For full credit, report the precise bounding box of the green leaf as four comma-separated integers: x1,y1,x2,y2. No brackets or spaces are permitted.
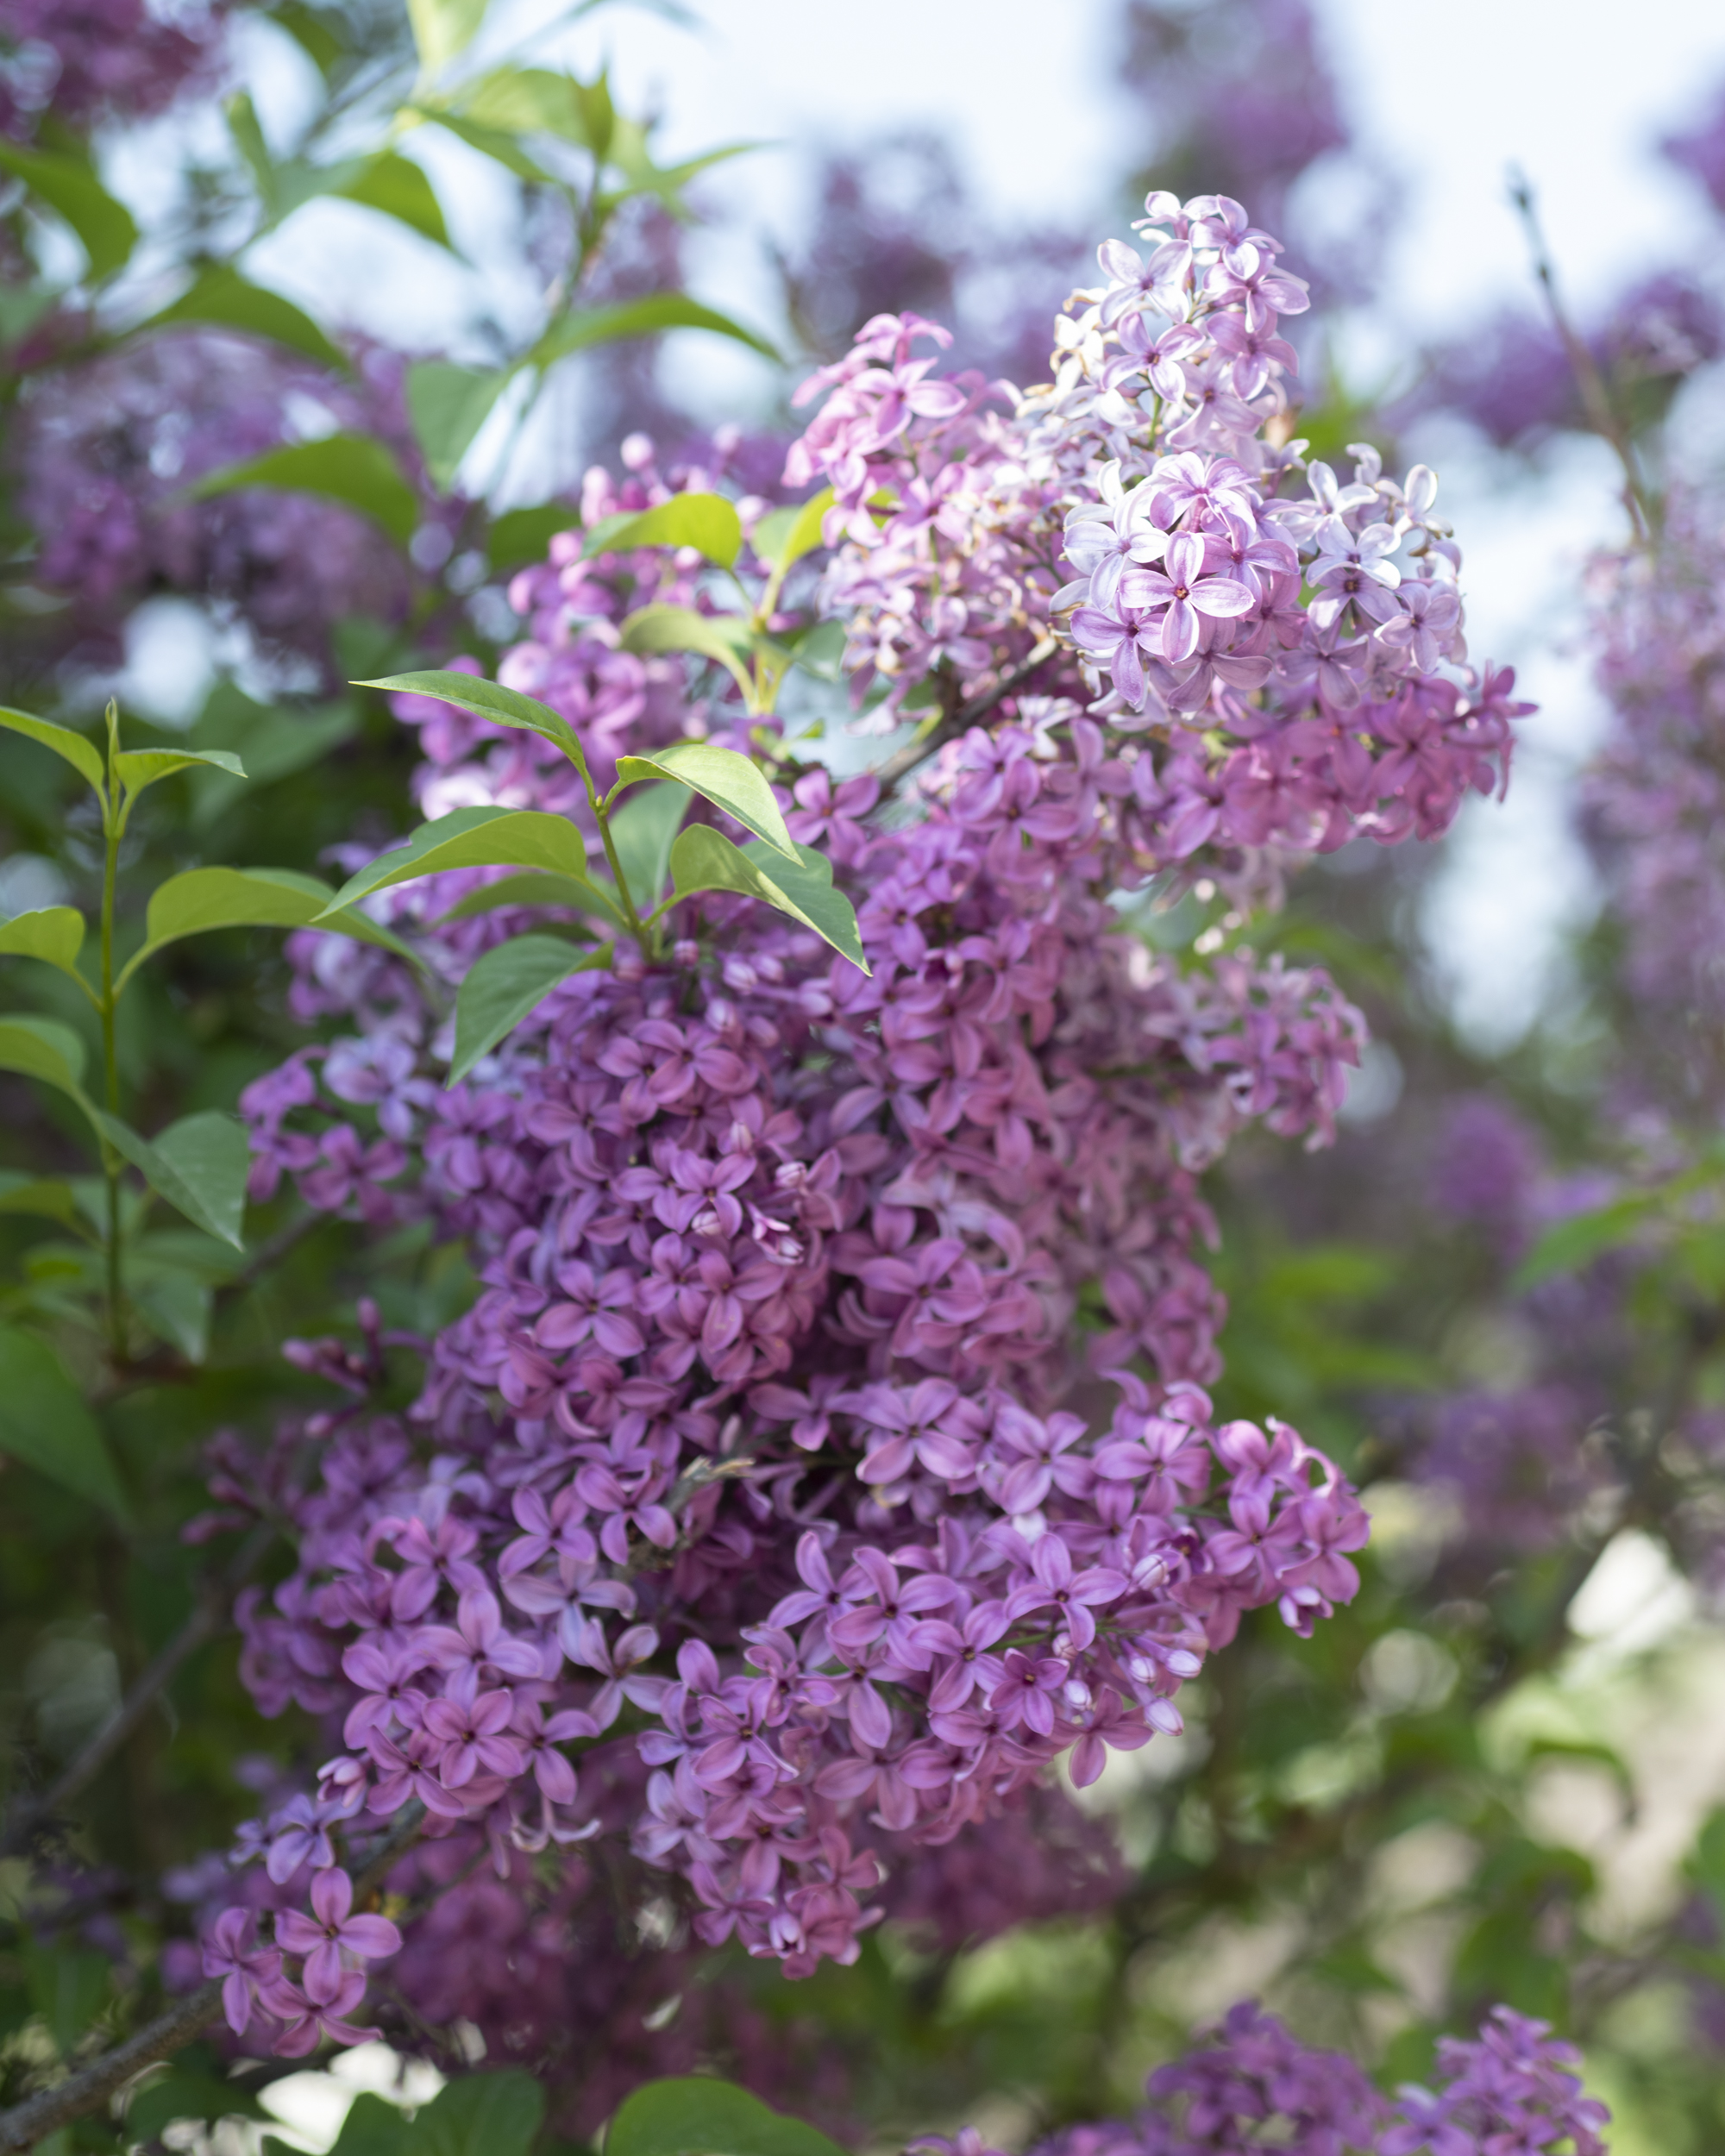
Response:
414,110,556,184
450,934,612,1081
0,143,138,280
0,907,85,980
25,1943,114,2052
455,66,608,149
123,867,418,985
668,830,869,973
323,2092,409,2156
354,668,588,770
583,492,741,569
96,1110,248,1249
608,780,688,910
186,435,421,548
130,1267,216,1363
187,688,357,825
615,739,795,861
114,748,246,812
337,152,453,250
317,807,621,926
273,3,345,76
606,2078,846,2156
146,266,348,371
0,1013,88,1096
488,503,577,571
411,2071,544,2156
406,0,490,77
617,606,755,693
0,705,106,792
531,293,779,368
433,872,607,924
407,361,511,492
1513,1194,1661,1290
786,619,846,681
0,1325,126,1515
750,486,834,572
225,91,276,204
0,1172,78,1226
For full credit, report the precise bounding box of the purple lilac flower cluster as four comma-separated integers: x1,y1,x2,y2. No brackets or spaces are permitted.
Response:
789,199,1526,880
0,0,223,138
931,2001,1607,2156
13,331,426,671
200,196,1526,2050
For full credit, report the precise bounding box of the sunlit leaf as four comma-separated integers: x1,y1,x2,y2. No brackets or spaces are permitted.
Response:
412,109,556,184
406,0,490,78
186,436,421,548
583,492,742,568
337,151,454,249
614,739,794,860
0,142,138,280
750,486,834,572
668,828,868,971
450,935,612,1081
0,1325,127,1516
114,747,246,811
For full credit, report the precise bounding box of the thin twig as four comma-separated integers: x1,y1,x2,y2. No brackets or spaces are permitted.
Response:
0,1807,427,2151
1509,168,1655,544
1,1523,278,1859
871,636,1061,795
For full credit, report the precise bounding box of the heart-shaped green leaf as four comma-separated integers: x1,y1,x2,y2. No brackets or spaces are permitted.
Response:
605,2078,847,2156
614,742,794,861
668,829,868,972
450,935,613,1081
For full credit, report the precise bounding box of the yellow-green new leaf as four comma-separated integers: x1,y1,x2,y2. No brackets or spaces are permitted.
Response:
0,705,105,793
750,486,835,572
583,493,742,568
450,936,613,1082
0,908,85,981
0,1326,128,1517
317,808,624,927
354,670,588,773
614,740,794,861
115,748,246,813
407,0,489,77
338,153,453,250
669,828,869,972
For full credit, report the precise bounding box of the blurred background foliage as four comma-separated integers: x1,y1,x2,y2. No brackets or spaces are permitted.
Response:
4,0,1725,2152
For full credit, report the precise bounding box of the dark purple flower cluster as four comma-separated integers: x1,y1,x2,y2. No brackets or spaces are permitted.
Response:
928,2001,1607,2156
201,197,1528,2050
0,0,223,137
12,331,424,671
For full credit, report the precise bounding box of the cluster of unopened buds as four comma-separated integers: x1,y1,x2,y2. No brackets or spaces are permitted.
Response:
193,188,1527,2056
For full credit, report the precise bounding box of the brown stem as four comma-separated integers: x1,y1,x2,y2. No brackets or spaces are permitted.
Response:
1,1524,276,1858
871,637,1061,795
0,1807,427,2150
1509,169,1655,544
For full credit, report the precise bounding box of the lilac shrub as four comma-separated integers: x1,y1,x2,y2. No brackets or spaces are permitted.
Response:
929,2002,1608,2156
194,192,1528,2059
